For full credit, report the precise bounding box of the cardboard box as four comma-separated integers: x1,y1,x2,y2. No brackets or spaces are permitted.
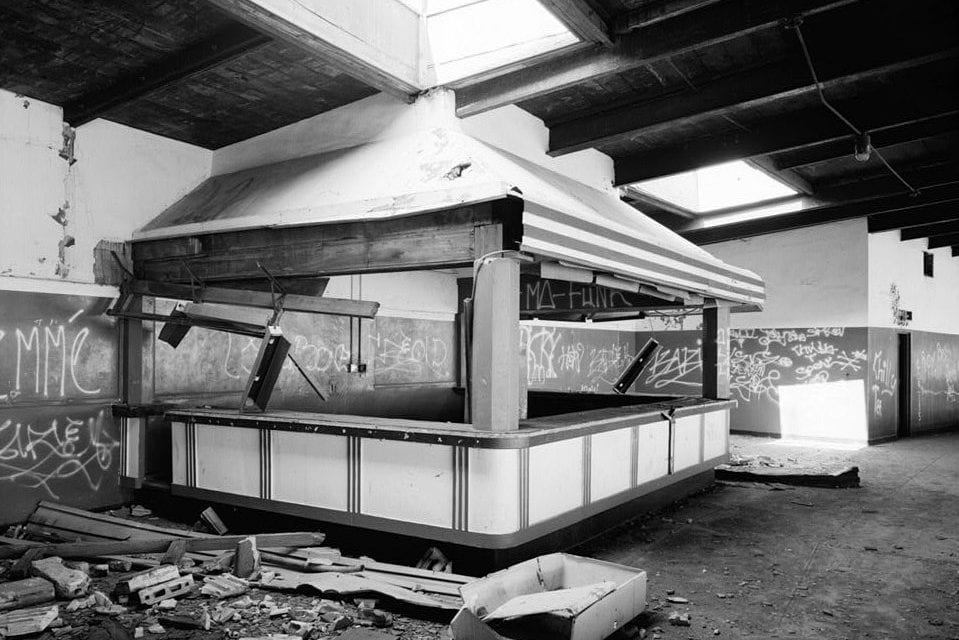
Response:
451,553,646,640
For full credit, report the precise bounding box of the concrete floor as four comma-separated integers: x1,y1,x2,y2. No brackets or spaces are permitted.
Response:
577,432,959,640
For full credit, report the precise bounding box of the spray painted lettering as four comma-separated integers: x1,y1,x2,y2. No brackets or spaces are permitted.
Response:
0,409,119,500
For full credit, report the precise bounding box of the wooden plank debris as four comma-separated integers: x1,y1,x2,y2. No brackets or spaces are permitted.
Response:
0,578,55,612
125,279,380,318
0,531,326,560
200,507,229,535
200,574,249,599
159,539,189,566
714,464,860,488
0,604,59,637
116,566,181,595
259,569,460,610
16,502,471,600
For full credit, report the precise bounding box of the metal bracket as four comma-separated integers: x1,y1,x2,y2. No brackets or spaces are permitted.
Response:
257,262,287,325
180,260,205,302
111,250,135,280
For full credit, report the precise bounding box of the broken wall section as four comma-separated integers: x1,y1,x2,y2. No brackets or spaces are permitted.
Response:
0,88,211,285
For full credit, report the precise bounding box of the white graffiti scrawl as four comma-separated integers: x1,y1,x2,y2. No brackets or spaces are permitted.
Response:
0,409,119,500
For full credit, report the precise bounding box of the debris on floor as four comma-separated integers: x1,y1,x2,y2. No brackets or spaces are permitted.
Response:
452,553,646,640
0,501,471,639
715,460,861,488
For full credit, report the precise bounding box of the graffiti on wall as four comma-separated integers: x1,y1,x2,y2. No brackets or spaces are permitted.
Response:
0,312,110,404
0,408,119,500
870,350,898,419
521,325,871,405
915,342,959,421
521,325,634,392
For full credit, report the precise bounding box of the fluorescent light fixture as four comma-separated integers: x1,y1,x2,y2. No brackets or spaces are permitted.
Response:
630,160,798,214
425,0,578,83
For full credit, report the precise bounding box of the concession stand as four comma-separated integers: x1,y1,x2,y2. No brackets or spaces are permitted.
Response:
113,127,764,566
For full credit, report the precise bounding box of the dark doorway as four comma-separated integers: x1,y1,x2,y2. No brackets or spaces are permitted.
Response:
897,332,911,438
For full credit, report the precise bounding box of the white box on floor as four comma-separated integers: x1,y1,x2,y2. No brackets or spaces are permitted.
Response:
452,553,647,640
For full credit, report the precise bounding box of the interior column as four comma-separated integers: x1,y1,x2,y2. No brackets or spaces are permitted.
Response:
470,257,520,431
702,303,731,399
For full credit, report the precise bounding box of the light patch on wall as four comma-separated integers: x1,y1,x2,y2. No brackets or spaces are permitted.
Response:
778,379,868,443
630,160,797,214
425,0,578,83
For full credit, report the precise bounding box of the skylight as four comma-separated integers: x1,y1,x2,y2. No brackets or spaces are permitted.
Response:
630,160,797,214
425,0,578,84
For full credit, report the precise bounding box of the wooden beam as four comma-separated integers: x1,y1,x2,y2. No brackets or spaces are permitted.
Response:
620,186,696,219
133,204,512,283
869,195,959,232
125,280,379,318
549,45,956,156
63,23,271,127
613,0,723,32
813,160,959,203
683,184,959,244
455,0,855,117
900,219,959,241
204,0,422,98
928,232,959,249
0,532,325,561
768,111,959,170
614,65,959,184
539,0,611,45
470,257,520,431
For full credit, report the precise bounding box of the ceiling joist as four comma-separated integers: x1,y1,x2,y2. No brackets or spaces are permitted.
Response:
928,232,959,249
768,111,959,170
64,23,271,127
547,42,957,156
454,0,856,117
683,182,959,244
901,219,959,241
613,64,959,185
205,0,423,99
538,0,612,45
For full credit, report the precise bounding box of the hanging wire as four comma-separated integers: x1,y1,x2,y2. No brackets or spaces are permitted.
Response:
785,17,921,197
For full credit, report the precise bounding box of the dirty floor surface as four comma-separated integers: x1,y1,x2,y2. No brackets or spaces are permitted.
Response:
579,432,959,640
26,433,957,640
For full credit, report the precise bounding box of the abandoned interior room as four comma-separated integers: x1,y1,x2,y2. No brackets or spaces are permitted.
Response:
0,0,957,638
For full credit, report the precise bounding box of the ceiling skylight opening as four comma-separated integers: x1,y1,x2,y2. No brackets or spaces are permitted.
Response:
426,0,579,84
629,160,798,214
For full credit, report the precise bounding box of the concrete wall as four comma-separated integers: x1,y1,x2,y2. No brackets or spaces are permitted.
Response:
0,89,212,285
0,88,211,519
868,230,959,334
867,229,959,436
707,218,869,329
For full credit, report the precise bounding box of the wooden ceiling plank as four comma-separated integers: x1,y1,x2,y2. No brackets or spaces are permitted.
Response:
205,0,422,98
455,0,857,117
813,160,959,203
928,232,959,249
768,111,959,170
63,23,271,127
539,0,612,45
682,183,959,244
869,196,959,233
612,0,724,32
900,219,959,241
613,71,959,185
548,46,957,156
